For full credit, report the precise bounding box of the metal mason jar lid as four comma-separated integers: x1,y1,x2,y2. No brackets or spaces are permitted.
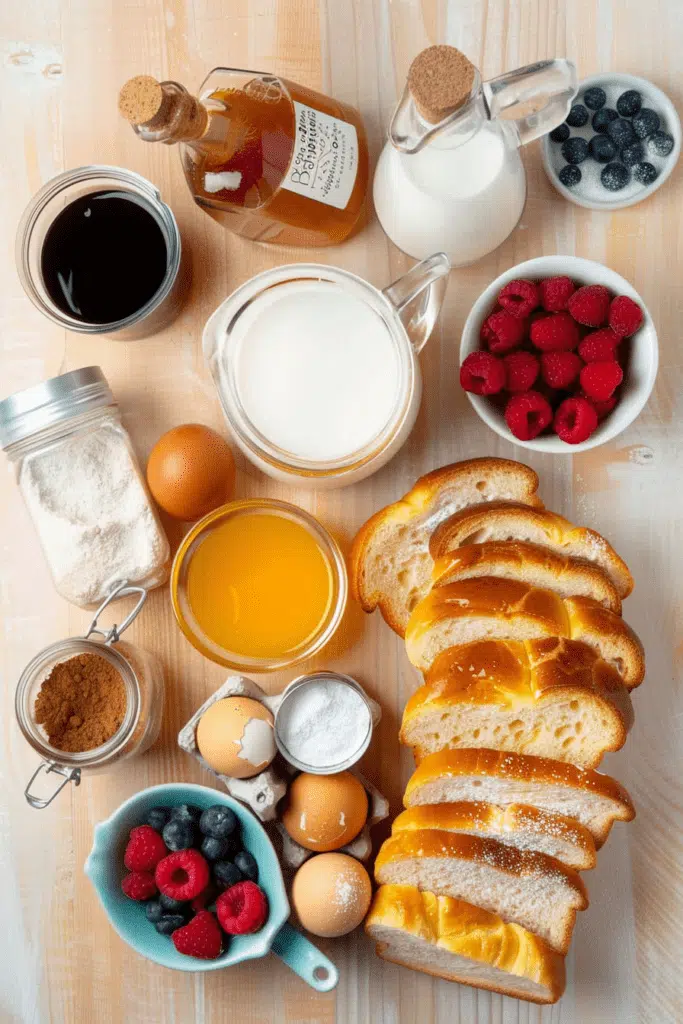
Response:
0,366,114,449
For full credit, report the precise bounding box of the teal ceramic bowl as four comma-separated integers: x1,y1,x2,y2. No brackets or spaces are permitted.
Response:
85,783,338,991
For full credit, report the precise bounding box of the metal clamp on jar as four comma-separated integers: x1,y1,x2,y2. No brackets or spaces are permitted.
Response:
16,583,164,808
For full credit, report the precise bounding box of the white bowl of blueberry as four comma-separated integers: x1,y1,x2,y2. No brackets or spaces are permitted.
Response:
542,72,680,209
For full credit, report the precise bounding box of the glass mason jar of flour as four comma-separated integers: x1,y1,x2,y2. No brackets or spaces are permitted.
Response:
0,367,170,607
203,254,450,487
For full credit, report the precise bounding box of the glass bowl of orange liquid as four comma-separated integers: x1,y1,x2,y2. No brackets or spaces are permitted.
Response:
170,499,348,671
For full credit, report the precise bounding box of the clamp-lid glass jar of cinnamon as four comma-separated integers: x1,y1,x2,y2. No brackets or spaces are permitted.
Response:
15,585,164,808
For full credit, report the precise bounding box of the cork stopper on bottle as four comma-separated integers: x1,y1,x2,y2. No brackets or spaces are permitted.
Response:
407,45,477,124
118,75,165,126
118,74,208,140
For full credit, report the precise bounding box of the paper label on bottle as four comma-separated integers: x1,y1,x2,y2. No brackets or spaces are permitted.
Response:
282,101,359,210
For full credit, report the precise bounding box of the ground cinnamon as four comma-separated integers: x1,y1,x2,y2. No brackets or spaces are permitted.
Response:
35,653,127,753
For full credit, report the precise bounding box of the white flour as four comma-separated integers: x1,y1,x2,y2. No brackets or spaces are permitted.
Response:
276,678,371,769
20,425,168,606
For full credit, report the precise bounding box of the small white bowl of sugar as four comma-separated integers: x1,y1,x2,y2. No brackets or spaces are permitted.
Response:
274,673,375,774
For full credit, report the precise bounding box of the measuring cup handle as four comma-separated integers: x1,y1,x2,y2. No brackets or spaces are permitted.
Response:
271,922,339,992
483,59,578,146
382,252,451,354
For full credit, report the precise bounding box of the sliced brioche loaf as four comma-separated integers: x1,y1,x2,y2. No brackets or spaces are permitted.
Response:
366,885,566,1003
404,579,645,688
432,539,622,613
374,829,587,953
349,460,543,636
400,638,634,767
392,803,597,870
404,748,635,846
430,502,633,599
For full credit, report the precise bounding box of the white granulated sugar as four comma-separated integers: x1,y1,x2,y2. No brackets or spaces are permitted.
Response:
20,426,168,606
204,170,242,193
333,877,356,910
277,679,371,769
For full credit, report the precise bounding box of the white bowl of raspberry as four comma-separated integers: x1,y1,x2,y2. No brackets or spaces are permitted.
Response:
459,255,658,452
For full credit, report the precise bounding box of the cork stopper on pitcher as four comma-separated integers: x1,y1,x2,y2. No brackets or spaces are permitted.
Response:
407,45,476,124
118,75,208,140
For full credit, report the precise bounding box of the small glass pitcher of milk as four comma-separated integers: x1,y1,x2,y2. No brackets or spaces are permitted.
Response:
374,47,577,266
203,253,450,487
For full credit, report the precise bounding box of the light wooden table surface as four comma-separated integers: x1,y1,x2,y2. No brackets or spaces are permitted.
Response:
1,1,682,1022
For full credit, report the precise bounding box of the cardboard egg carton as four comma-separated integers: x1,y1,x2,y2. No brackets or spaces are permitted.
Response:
178,675,389,859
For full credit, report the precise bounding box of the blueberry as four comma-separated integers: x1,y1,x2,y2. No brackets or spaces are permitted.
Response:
566,104,589,128
146,806,171,832
592,108,618,134
606,118,636,148
632,108,660,139
234,850,259,883
201,835,233,862
583,87,607,111
170,804,202,826
162,819,195,851
159,893,190,913
616,90,643,118
561,137,589,165
621,141,645,167
145,900,164,924
647,131,674,158
155,915,187,935
589,135,617,163
601,162,631,192
633,161,659,185
199,805,238,840
549,123,570,143
558,164,582,188
214,860,243,888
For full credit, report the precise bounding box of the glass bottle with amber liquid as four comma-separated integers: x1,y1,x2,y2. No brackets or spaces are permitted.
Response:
119,70,369,247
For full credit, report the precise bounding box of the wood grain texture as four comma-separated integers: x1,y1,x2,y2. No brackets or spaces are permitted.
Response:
1,0,681,1021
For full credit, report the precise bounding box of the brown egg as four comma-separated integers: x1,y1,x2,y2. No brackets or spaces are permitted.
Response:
291,853,372,937
196,696,276,779
281,771,368,852
146,424,235,520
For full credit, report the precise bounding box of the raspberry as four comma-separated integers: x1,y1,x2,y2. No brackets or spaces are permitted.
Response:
541,351,582,389
216,881,268,935
504,391,553,441
191,883,219,913
124,826,168,873
480,309,527,354
580,361,624,401
459,351,506,395
608,295,643,337
155,849,210,902
578,328,620,363
539,276,576,312
568,285,611,327
530,312,579,352
584,393,618,419
172,910,223,960
498,279,540,319
121,871,157,901
554,397,599,444
503,351,539,393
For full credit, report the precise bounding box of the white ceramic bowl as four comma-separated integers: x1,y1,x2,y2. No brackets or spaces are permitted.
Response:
541,72,681,211
460,255,658,453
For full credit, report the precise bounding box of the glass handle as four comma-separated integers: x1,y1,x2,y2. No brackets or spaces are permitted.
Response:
382,252,451,355
483,59,578,147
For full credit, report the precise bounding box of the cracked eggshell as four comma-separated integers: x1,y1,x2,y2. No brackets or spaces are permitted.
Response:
196,696,276,779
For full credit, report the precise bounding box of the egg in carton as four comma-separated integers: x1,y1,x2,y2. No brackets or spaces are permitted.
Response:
177,675,288,821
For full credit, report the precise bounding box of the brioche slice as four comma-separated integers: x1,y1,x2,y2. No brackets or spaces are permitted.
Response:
400,638,634,768
432,539,622,613
430,502,633,599
404,748,635,846
392,803,597,870
349,459,543,636
366,885,566,1004
374,829,587,953
404,578,645,688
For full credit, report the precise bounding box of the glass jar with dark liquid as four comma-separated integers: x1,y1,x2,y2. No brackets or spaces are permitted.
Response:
16,166,186,339
119,70,369,247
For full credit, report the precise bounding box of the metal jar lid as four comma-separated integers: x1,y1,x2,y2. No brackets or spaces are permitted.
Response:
0,366,114,449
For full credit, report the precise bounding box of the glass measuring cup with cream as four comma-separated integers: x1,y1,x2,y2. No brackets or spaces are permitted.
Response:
203,255,450,486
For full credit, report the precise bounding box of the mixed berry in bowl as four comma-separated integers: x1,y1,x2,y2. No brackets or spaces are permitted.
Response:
460,275,643,445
